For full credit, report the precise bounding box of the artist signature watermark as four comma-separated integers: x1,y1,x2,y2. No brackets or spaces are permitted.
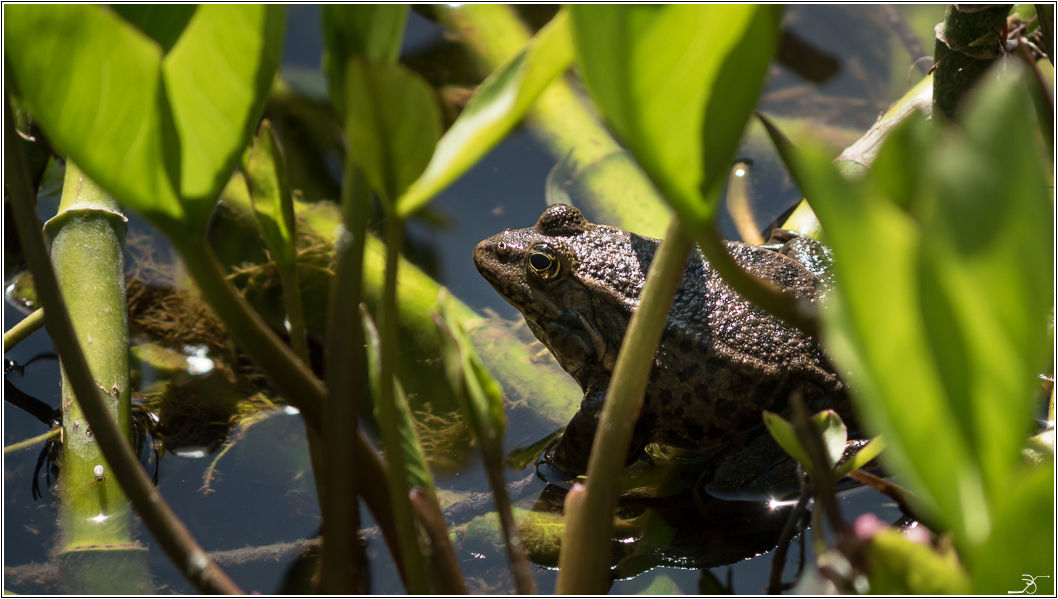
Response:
1008,574,1051,594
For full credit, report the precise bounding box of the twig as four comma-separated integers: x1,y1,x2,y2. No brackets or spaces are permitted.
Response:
883,5,932,76
3,427,60,455
3,308,45,352
767,489,811,594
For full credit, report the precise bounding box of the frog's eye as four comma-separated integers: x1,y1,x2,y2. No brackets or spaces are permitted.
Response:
527,244,560,279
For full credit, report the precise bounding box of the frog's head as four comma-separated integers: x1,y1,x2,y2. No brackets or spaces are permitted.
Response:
474,204,636,377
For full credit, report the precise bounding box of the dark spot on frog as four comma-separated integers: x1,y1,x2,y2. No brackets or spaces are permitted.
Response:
684,422,705,440
679,339,693,353
677,363,699,382
694,383,711,404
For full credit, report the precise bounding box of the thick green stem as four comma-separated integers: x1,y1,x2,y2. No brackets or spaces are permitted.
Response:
376,217,430,594
555,217,694,594
5,99,241,595
319,161,371,593
3,307,45,352
48,162,147,593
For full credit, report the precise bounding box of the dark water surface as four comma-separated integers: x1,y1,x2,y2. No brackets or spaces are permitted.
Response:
3,5,943,594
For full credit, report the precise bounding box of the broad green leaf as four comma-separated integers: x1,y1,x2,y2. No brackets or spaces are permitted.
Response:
834,436,887,479
164,5,285,218
244,120,297,266
5,5,284,233
870,111,933,211
344,59,441,207
111,4,197,53
362,309,435,494
6,5,182,222
919,67,1053,504
396,9,575,217
866,529,971,594
970,464,1054,593
761,123,983,542
321,4,408,119
571,5,780,224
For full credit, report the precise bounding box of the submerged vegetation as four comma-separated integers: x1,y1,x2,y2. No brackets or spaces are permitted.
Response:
4,4,1054,595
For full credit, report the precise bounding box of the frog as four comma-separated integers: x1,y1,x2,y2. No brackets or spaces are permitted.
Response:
473,204,857,500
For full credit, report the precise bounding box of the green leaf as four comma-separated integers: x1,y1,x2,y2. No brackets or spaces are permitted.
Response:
362,309,435,495
765,409,847,471
396,9,575,217
344,59,441,207
321,5,408,120
919,66,1053,504
571,5,780,224
244,120,297,266
763,411,811,468
870,110,933,211
970,464,1054,593
436,292,506,456
111,4,197,53
164,6,285,216
762,67,1053,552
763,129,979,540
834,436,887,479
5,5,284,233
811,410,848,469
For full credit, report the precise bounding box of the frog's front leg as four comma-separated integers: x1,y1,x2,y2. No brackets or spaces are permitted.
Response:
531,310,613,373
550,376,645,473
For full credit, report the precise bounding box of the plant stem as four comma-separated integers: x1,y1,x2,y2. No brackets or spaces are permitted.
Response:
3,308,45,352
482,445,537,594
376,216,430,594
554,217,693,594
277,262,310,364
171,223,406,577
409,488,469,594
5,98,242,595
3,427,59,455
319,159,371,593
932,4,1013,119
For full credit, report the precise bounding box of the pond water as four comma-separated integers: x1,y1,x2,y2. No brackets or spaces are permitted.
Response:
4,5,944,594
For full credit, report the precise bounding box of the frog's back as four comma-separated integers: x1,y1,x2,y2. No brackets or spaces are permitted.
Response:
643,241,848,453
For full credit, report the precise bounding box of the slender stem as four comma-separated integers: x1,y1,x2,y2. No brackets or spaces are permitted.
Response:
377,216,430,594
170,236,326,432
790,397,846,538
4,308,45,352
555,217,693,594
4,427,60,455
173,218,408,579
409,488,468,594
319,160,371,593
767,490,811,594
482,447,537,594
5,97,243,595
277,262,309,364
